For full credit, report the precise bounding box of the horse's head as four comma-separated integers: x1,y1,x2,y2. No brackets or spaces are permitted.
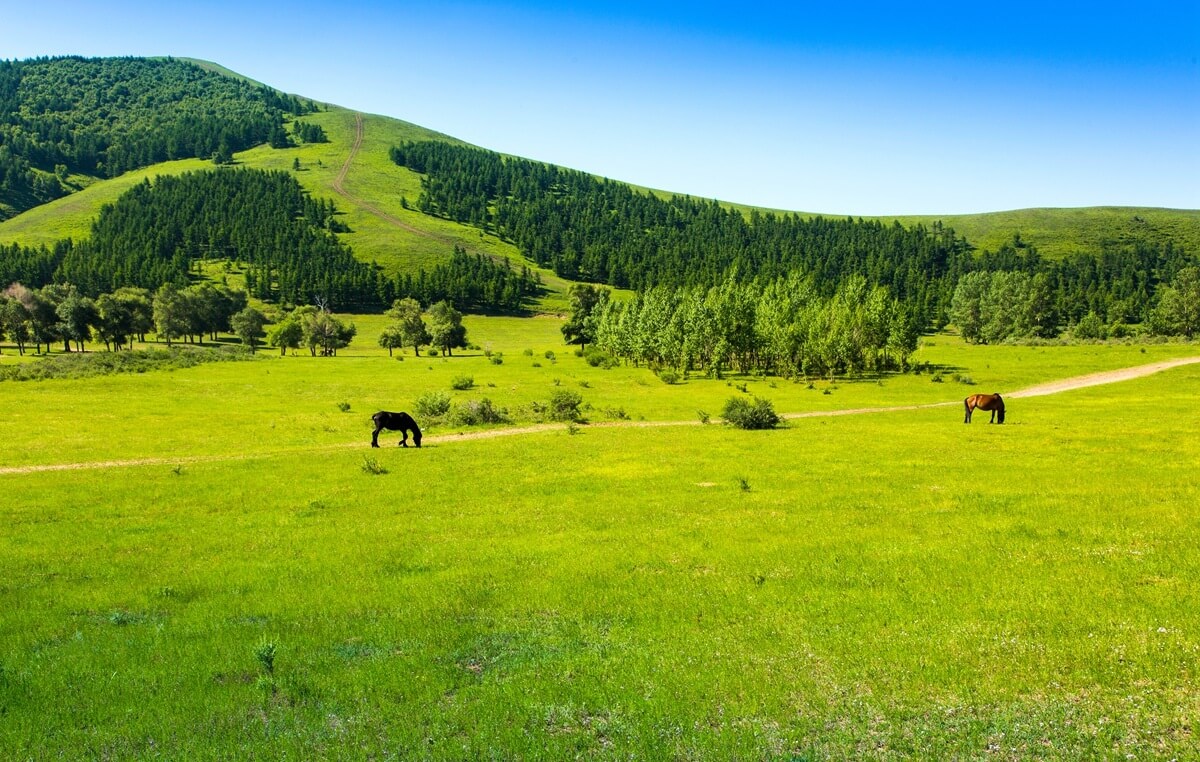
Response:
411,427,422,448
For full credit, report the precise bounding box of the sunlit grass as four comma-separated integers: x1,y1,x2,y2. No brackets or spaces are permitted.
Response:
2,346,1199,757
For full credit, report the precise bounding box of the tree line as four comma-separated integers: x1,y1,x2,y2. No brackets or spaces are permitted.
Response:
1,56,318,218
391,140,1199,334
571,273,920,379
390,140,968,324
951,264,1200,343
0,281,266,354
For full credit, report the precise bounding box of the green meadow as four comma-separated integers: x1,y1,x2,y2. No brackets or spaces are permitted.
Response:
2,319,1199,759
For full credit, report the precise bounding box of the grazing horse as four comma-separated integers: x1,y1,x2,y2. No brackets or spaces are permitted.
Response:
371,411,422,448
964,393,1005,424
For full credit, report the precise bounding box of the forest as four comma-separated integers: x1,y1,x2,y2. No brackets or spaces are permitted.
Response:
0,169,541,314
0,56,317,218
391,140,1200,339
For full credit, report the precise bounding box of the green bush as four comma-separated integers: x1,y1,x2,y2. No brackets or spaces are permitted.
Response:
583,347,615,368
413,391,451,419
448,398,508,426
721,396,780,430
659,369,681,384
450,375,474,390
548,390,584,422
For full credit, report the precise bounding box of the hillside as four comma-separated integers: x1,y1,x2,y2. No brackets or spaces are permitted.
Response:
1,56,1198,321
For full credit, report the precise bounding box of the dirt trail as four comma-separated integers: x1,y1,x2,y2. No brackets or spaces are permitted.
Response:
329,113,456,244
3,357,1198,476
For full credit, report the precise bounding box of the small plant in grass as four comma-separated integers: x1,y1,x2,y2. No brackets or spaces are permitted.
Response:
522,348,534,357
738,477,751,492
579,380,590,388
697,409,710,424
931,373,944,383
490,354,504,365
566,422,580,435
361,456,388,475
722,396,780,430
953,373,975,385
336,401,351,412
604,406,629,420
451,375,474,391
170,464,184,476
255,641,277,676
659,369,681,385
544,350,556,361
414,391,451,418
735,382,749,393
532,362,542,368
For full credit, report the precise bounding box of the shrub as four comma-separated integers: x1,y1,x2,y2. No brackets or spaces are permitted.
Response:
548,389,584,422
544,350,556,361
448,398,508,426
450,375,474,390
414,391,451,418
721,396,780,430
1072,311,1108,340
659,369,681,385
336,401,351,412
490,354,504,365
583,347,614,368
522,348,534,357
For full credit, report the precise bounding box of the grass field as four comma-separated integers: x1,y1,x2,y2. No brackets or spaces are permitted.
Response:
2,321,1199,758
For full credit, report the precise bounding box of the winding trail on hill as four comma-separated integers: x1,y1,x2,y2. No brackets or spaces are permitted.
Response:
329,113,457,245
3,356,1199,476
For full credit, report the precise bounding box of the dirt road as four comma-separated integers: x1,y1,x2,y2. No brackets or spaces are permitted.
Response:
3,356,1197,476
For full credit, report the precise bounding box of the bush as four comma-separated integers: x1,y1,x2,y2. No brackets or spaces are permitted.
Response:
336,401,351,412
1072,311,1109,340
548,389,584,422
583,347,615,368
543,350,556,361
490,354,504,365
721,396,780,430
448,398,508,426
414,391,451,418
450,375,474,390
659,369,681,384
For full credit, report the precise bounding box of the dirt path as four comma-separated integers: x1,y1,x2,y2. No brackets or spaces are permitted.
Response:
329,113,459,244
3,356,1198,476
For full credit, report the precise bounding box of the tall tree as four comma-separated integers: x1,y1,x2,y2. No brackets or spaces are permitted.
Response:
427,301,467,356
230,306,267,353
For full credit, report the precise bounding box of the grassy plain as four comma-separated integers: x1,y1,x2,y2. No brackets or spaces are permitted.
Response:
2,321,1199,758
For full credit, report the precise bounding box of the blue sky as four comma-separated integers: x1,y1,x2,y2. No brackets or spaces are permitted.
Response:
2,0,1196,214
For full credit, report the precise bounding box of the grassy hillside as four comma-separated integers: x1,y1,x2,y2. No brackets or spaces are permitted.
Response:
1,59,1196,316
2,322,1199,757
889,206,1200,258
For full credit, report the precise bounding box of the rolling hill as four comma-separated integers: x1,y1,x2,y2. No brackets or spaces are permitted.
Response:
1,56,1197,316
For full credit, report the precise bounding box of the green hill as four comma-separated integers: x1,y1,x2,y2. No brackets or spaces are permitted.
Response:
1,56,1197,318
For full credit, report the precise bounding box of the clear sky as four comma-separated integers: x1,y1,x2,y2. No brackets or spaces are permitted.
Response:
2,0,1197,215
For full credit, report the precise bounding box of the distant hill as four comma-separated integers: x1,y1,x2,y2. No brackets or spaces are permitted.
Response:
889,207,1200,260
0,56,318,220
1,56,1197,320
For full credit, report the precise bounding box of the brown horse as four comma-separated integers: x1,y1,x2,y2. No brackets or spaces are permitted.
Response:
964,393,1005,424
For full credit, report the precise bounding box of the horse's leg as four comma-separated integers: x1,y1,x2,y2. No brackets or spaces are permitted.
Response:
964,401,972,424
990,409,996,424
398,429,408,448
371,425,382,448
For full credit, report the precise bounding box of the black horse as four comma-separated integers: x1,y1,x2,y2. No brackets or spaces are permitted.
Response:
371,411,422,448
